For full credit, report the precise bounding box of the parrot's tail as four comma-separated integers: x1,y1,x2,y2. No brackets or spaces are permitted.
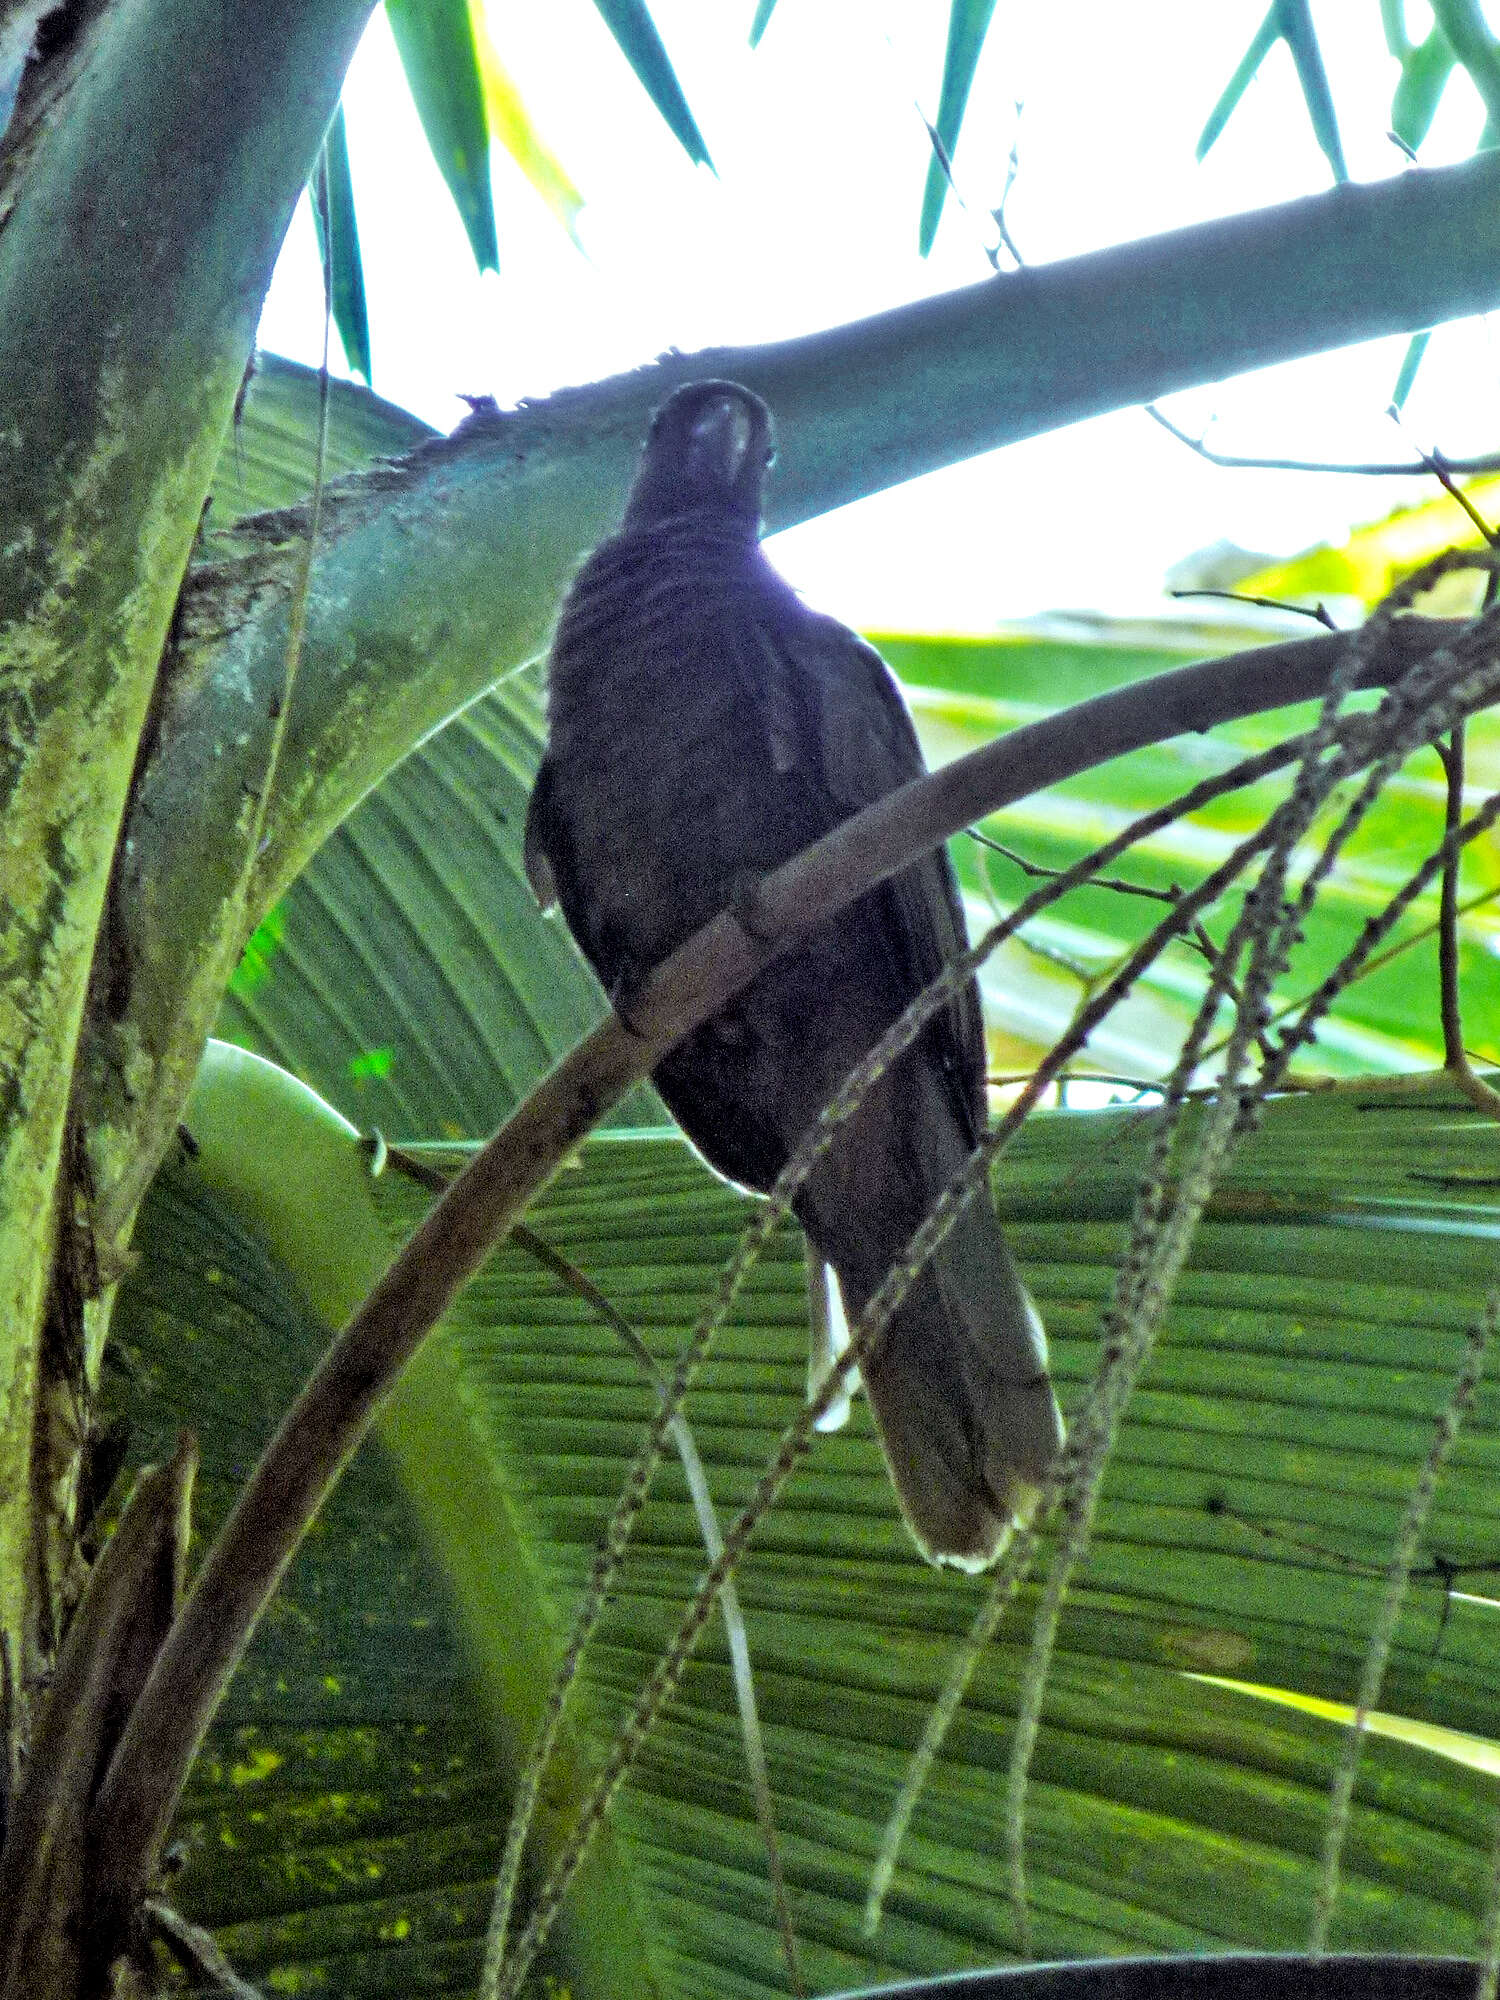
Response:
848,1195,1064,1569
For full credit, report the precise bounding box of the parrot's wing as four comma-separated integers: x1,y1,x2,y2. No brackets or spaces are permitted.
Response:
522,754,559,911
783,612,988,1141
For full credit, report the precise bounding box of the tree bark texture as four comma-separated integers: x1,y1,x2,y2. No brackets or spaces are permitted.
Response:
0,0,376,1730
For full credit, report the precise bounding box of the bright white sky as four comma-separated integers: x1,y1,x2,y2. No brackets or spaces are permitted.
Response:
258,0,1500,629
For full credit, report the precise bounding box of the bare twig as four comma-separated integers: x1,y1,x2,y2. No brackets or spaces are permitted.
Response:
1195,874,1500,1074
972,831,1184,904
991,107,1026,270
1387,404,1499,544
1148,399,1500,476
1169,587,1338,627
1206,1493,1500,1597
145,1899,267,2000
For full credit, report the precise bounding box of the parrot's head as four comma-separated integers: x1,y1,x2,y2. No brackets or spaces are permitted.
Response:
623,380,775,532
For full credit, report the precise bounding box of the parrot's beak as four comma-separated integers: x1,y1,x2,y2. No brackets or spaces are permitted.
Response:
686,395,754,486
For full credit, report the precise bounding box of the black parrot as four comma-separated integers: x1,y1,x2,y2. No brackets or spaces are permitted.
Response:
524,380,1063,1567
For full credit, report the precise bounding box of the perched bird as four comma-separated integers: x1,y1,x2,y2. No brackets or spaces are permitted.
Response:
524,380,1063,1567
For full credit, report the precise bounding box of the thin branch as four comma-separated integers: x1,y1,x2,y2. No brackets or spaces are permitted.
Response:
145,1899,267,2000
1264,784,1500,1102
971,830,1185,904
990,105,1026,270
1169,586,1338,626
1256,635,1500,1097
1438,734,1473,1063
1206,1493,1500,1594
1387,404,1499,541
1196,879,1500,1071
1148,398,1500,475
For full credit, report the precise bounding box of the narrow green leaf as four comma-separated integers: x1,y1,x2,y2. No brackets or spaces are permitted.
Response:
591,0,713,169
1391,25,1457,151
309,106,371,383
1196,4,1279,162
748,0,779,49
1276,0,1349,182
918,0,1000,256
1391,327,1433,410
385,0,499,273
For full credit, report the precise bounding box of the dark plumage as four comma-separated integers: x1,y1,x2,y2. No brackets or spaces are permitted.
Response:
524,381,1063,1567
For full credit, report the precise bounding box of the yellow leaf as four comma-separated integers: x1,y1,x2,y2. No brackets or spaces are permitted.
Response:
472,2,585,246
1242,474,1500,613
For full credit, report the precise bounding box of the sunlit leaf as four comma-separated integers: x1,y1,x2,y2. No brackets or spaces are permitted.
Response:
1276,0,1348,182
473,4,585,246
1196,4,1279,162
591,0,713,169
1237,482,1500,613
877,617,1500,1087
310,106,371,382
749,0,779,50
1195,1679,1500,1782
918,0,1000,256
1391,328,1432,411
385,0,499,272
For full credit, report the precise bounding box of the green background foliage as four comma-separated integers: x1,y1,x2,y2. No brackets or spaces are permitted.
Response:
110,351,1500,1995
